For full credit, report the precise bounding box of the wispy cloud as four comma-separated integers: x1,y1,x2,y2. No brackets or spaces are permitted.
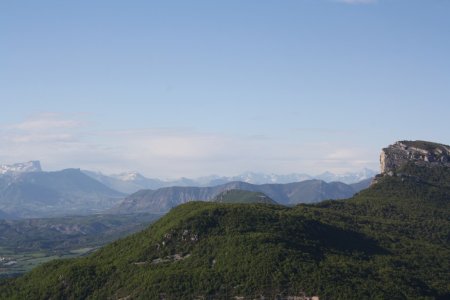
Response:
3,113,83,144
9,113,83,131
0,113,378,178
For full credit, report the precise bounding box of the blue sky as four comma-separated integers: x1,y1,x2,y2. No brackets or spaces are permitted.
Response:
1,0,449,178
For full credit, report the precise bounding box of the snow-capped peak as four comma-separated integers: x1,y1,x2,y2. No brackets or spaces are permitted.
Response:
0,161,42,175
112,171,144,182
315,169,377,184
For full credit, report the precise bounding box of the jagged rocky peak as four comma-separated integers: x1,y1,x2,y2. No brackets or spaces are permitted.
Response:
0,160,42,175
380,140,450,175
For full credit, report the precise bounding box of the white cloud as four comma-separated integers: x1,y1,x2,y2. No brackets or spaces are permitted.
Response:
10,113,82,131
10,133,74,143
0,113,378,178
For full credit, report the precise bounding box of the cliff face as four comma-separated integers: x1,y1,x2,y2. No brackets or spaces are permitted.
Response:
380,140,450,175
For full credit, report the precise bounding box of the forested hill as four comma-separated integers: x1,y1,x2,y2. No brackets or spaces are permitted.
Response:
212,189,277,204
0,141,449,299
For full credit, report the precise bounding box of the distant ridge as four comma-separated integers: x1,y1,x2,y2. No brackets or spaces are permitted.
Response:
110,179,369,214
84,169,376,194
0,169,124,218
82,170,165,194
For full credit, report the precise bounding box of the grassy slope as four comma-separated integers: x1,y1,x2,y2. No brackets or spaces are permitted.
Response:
1,165,449,299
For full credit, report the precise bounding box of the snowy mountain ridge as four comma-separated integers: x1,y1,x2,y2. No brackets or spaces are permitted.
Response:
84,169,377,194
0,161,42,175
0,161,376,194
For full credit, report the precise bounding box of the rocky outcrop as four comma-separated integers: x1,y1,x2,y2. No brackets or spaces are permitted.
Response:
380,140,450,175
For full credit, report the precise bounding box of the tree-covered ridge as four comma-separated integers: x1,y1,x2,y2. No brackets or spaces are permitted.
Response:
212,189,278,204
1,164,449,299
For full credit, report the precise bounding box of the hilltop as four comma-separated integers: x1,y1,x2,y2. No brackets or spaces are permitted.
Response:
212,189,277,204
0,140,449,299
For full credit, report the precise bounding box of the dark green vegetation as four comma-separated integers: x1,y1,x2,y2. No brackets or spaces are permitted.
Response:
112,179,369,214
1,161,448,299
212,189,277,204
0,213,161,277
0,169,124,218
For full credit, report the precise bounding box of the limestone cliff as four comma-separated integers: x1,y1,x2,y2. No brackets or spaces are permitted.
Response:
380,140,450,175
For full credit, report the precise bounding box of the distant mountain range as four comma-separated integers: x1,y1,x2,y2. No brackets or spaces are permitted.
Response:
0,161,375,218
0,168,124,218
82,168,377,194
111,179,370,214
81,170,166,194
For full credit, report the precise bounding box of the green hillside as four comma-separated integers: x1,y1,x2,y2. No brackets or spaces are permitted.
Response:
212,189,278,204
0,164,449,299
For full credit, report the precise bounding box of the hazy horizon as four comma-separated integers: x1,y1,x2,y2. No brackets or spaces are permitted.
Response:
0,159,377,181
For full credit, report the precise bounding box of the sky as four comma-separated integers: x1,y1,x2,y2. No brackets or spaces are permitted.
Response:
1,0,449,178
